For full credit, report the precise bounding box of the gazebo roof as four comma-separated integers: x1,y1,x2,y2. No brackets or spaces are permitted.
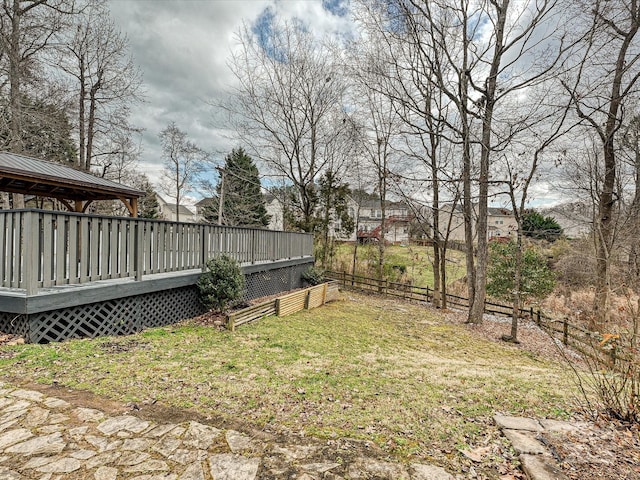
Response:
0,152,145,202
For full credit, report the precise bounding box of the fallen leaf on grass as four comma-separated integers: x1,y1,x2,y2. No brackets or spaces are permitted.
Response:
462,446,491,462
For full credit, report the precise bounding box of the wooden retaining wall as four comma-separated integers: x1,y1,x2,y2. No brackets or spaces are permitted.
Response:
226,281,339,331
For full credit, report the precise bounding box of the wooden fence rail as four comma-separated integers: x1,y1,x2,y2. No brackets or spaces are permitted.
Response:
0,209,314,294
326,270,638,371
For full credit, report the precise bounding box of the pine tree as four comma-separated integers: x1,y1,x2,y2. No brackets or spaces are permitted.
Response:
522,210,563,242
138,182,160,219
212,148,270,227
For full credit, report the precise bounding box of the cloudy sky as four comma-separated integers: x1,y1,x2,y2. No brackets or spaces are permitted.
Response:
108,0,352,199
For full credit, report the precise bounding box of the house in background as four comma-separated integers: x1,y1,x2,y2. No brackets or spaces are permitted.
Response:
193,194,283,229
487,207,518,240
540,202,592,238
345,198,413,244
439,203,517,243
194,197,215,223
264,193,285,231
157,195,198,223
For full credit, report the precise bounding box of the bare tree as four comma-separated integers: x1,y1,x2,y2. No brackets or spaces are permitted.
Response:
496,92,573,342
373,0,568,323
562,0,640,324
159,122,205,222
620,115,640,289
223,20,348,232
352,0,477,307
0,0,76,207
347,36,404,281
58,0,142,172
0,0,74,153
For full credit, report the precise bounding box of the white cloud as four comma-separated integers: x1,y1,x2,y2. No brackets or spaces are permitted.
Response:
108,0,352,194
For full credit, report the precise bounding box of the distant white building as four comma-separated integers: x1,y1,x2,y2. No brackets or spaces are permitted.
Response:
438,203,518,243
265,194,285,231
193,194,284,230
157,196,198,223
540,202,592,238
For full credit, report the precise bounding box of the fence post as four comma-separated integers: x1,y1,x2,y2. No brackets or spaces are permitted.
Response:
251,229,256,264
563,319,568,345
200,225,207,271
135,221,143,281
304,289,311,309
23,211,38,295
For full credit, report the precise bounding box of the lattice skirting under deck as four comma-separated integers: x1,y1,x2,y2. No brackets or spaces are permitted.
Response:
2,260,311,343
244,261,310,301
0,312,29,339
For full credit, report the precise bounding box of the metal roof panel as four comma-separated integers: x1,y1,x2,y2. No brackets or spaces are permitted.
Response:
0,152,145,197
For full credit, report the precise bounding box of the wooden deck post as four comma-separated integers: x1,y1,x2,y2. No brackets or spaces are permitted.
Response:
23,211,39,295
251,229,256,264
134,221,143,281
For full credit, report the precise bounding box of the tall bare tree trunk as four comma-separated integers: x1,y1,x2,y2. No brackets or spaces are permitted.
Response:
85,85,100,171
429,112,444,308
460,8,475,309
469,0,509,324
377,168,386,283
594,11,639,326
8,1,25,208
78,58,86,169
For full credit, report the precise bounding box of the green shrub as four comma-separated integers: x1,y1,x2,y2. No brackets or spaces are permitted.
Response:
197,255,245,312
487,240,556,303
302,266,325,286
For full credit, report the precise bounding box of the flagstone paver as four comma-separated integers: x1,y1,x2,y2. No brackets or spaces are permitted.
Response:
494,415,571,480
0,381,526,479
502,429,547,455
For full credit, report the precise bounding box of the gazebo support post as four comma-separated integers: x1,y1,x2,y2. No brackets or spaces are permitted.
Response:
117,196,138,217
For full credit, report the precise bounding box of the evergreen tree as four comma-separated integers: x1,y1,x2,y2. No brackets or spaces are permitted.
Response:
522,210,563,242
138,181,160,219
208,148,270,227
487,240,556,303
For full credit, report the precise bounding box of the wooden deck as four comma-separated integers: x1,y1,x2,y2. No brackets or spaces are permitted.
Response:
0,209,313,294
0,210,315,342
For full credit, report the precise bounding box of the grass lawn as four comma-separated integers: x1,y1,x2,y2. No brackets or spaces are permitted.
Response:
328,243,467,288
0,292,576,470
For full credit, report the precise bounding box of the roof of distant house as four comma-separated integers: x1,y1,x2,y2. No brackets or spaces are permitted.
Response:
0,151,144,202
195,197,215,207
353,198,410,209
487,207,514,216
157,196,196,217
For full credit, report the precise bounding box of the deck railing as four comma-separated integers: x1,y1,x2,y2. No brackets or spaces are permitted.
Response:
0,209,314,294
